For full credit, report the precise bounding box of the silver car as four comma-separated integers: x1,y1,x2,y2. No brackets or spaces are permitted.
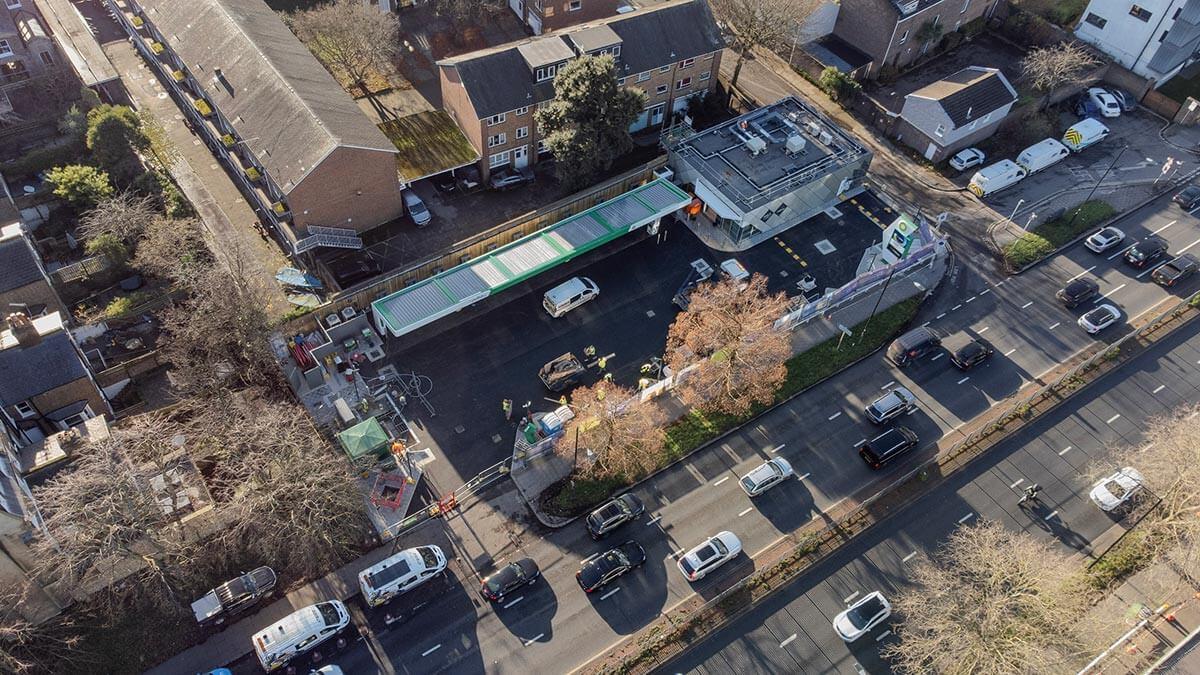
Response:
865,387,917,424
739,457,794,497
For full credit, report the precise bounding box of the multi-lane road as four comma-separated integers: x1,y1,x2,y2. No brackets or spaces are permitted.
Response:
299,188,1200,675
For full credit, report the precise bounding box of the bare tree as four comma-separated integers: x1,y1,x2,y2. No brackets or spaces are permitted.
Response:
291,0,400,107
0,584,88,674
883,520,1093,675
77,191,158,243
131,216,211,284
665,274,790,416
710,0,824,90
1020,41,1102,108
564,380,668,480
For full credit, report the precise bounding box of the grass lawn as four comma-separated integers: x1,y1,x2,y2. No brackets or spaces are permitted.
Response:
1003,200,1115,269
544,296,924,517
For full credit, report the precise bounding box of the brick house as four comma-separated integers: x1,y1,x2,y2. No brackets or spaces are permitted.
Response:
833,0,1002,78
110,0,406,252
0,0,65,122
439,0,724,180
507,0,625,35
0,223,66,318
895,66,1017,161
0,312,111,448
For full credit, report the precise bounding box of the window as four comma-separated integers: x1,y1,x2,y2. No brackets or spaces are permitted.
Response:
1084,12,1107,28
13,401,34,419
486,113,506,126
4,0,19,8
659,65,670,73
612,46,621,57
489,151,511,167
617,76,626,85
897,30,908,45
569,0,581,9
537,139,549,154
637,71,651,82
516,126,529,139
1161,30,1170,42
536,65,557,82
488,133,507,147
515,106,529,116
656,84,668,95
676,77,692,90
1174,7,1183,20
699,70,710,81
58,408,92,430
39,50,53,66
934,123,945,137
680,58,695,69
0,40,11,58
1129,5,1152,21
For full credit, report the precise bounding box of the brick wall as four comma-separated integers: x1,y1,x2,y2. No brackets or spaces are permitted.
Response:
534,0,622,32
836,0,998,78
288,147,406,232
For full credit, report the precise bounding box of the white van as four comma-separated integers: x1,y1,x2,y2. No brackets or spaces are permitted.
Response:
252,600,349,672
543,276,599,317
1016,138,1069,174
358,545,447,607
1062,118,1110,153
967,160,1027,198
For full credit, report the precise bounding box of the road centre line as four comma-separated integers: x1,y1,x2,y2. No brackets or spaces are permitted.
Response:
966,296,976,303
828,411,842,421
844,591,860,604
1043,510,1059,522
1004,348,1017,356
645,516,662,527
931,353,945,361
738,507,754,517
876,630,893,642
936,313,946,319
1048,322,1061,330
978,326,990,334
1021,301,1034,309
881,380,896,390
1010,478,1025,489
1059,446,1072,456
1137,262,1167,279
1096,283,1127,301
958,512,975,524
952,304,963,311
524,633,544,646
504,596,524,609
980,288,991,295
600,587,621,600
1107,414,1122,424
422,644,442,657
713,476,730,487
1068,266,1096,281
1153,384,1166,394
957,376,970,384
798,472,811,481
780,634,798,648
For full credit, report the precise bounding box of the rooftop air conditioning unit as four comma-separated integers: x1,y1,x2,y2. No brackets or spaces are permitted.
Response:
785,133,806,154
806,121,821,136
743,135,767,155
818,131,834,145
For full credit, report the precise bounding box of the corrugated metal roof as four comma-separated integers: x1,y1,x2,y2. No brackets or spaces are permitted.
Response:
548,214,610,250
636,181,689,212
440,266,490,298
379,281,453,331
470,260,510,288
494,237,560,276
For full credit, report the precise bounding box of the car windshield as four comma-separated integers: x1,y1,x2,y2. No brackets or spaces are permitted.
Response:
420,548,440,568
607,550,629,567
680,557,697,575
712,538,728,556
740,476,758,492
1104,479,1129,499
846,597,884,629
317,603,341,627
487,566,519,592
617,499,633,515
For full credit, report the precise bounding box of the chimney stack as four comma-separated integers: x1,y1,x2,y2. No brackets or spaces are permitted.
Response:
6,313,41,348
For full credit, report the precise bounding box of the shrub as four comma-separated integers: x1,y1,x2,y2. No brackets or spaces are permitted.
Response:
818,67,861,102
46,164,113,209
85,233,129,268
102,291,155,320
1003,200,1115,268
1087,530,1154,590
3,142,85,180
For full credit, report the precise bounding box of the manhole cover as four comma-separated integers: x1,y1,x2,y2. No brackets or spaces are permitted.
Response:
455,425,466,434
492,434,501,444
815,239,837,255
646,309,655,318
778,270,789,277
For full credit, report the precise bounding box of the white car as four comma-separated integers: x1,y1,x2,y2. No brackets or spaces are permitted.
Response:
833,591,892,642
1090,467,1145,511
1079,304,1121,334
739,457,794,497
865,386,917,424
1085,226,1125,253
677,531,741,582
1087,87,1122,118
948,147,985,172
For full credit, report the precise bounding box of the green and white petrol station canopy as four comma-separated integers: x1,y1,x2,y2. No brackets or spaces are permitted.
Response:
372,177,691,339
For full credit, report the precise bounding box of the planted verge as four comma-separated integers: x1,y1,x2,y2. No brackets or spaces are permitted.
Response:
1003,200,1115,269
543,296,923,517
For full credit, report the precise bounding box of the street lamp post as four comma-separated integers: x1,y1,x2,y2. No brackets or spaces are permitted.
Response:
855,262,899,346
1006,198,1025,231
1064,145,1128,232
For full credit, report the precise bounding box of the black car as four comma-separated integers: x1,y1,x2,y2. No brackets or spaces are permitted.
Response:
327,254,382,288
586,494,645,540
191,566,277,626
1174,185,1200,210
480,558,540,602
1152,253,1199,287
859,427,919,469
1124,237,1168,268
1056,278,1100,308
949,338,994,370
577,541,646,593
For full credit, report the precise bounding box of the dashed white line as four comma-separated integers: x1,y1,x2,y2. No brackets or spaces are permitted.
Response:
798,472,811,481
1106,414,1122,424
828,411,842,421
966,296,976,304
503,596,524,609
931,353,945,361
1004,348,1017,356
957,376,970,385
1153,219,1177,235
1153,384,1166,394
978,326,990,334
844,591,860,604
936,312,946,319
1043,510,1059,522
876,630,893,642
881,380,896,390
958,512,975,524
645,516,662,527
995,279,1007,287
1068,266,1096,281
1010,478,1025,489
980,288,991,295
951,304,963,311
902,551,918,562
780,634,798,648
524,633,544,646
1137,262,1167,280
1059,446,1072,456
1048,322,1061,330
854,438,867,447
422,644,442,657
668,548,684,559
1095,283,1127,301
738,507,754,517
771,444,786,453
600,587,621,600
713,476,730,487
1021,301,1034,309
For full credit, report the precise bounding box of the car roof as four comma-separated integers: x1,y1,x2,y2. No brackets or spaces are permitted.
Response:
1066,278,1097,292
746,461,780,483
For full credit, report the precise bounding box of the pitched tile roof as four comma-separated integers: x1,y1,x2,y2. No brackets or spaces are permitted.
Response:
0,314,87,406
0,226,45,294
907,67,1017,128
137,0,396,193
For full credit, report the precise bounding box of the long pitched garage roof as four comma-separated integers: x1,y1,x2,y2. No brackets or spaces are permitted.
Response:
372,178,690,338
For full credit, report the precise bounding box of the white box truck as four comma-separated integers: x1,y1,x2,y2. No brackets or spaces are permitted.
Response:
968,160,1027,198
1016,138,1070,174
1062,118,1109,153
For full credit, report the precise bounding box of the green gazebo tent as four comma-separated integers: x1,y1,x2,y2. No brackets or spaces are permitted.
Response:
337,417,389,463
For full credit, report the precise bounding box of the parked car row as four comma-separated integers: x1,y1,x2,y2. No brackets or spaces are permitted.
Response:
966,118,1109,197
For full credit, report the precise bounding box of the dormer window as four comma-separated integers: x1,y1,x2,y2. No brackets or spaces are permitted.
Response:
536,64,558,82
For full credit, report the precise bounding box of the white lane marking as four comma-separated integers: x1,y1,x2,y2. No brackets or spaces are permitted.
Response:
844,591,860,604
902,551,918,562
582,552,602,564
1004,348,1017,356
1153,219,1177,235
980,288,991,295
1048,322,1061,330
668,548,684,559
922,321,931,327
422,644,442,657
1068,266,1096,281
1153,384,1166,394
958,512,975,524
952,304,963,311
995,279,1007,287
881,380,896,390
931,353,945,361
780,634,798,648
1178,236,1200,254
1107,247,1128,261
1106,414,1122,424
1021,301,1034,309
1137,262,1167,279
978,326,990,334
798,472,811,481
646,516,662,527
876,630,893,642
1094,283,1127,302
771,444,785,453
1043,510,1059,521
936,312,946,319
504,596,524,609
828,411,842,421
1059,446,1072,456
713,476,730,487
966,296,976,304
957,376,970,385
854,438,867,447
524,633,544,646
738,507,754,517
1010,478,1025,489
600,587,621,600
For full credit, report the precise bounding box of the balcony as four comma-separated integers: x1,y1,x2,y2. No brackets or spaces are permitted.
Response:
220,133,235,148
131,15,143,28
171,69,185,82
245,166,261,181
150,41,164,55
192,98,212,117
272,201,289,216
